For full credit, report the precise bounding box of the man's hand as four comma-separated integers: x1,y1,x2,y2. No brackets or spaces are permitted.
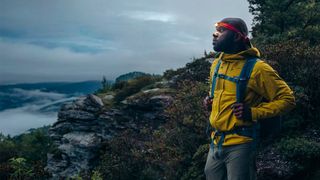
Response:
203,96,213,111
231,103,252,121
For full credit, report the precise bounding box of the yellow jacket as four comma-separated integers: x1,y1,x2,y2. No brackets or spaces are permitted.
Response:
208,47,296,146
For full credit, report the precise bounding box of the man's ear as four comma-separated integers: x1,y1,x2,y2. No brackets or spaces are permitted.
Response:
233,33,242,43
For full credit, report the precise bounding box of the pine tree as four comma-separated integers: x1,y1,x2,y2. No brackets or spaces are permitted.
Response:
248,0,320,43
101,76,107,89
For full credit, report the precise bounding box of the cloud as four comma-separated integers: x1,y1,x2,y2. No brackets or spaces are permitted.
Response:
122,11,177,23
11,88,67,100
0,107,57,136
0,89,77,136
0,0,253,84
28,37,117,54
18,96,77,112
0,36,204,84
0,28,118,54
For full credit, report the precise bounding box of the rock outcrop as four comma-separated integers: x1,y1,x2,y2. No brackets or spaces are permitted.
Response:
45,93,173,179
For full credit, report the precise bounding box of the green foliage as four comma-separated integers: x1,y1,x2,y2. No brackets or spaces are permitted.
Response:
13,127,55,164
95,133,145,180
275,137,320,161
282,114,305,133
160,80,212,179
163,57,211,83
0,133,17,163
140,81,168,91
66,174,83,180
96,76,113,94
115,71,148,83
162,69,176,80
95,79,211,179
0,126,54,179
181,144,208,180
91,170,103,180
113,75,161,103
248,0,320,43
113,80,128,90
164,80,209,133
0,133,16,179
8,157,33,180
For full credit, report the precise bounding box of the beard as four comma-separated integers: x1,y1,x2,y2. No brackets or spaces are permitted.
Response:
213,40,229,52
213,33,235,52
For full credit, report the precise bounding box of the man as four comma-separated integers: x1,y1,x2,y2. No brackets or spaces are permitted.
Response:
203,18,295,180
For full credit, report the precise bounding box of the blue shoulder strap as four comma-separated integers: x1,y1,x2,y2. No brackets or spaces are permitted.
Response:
210,58,257,102
236,58,257,103
210,59,222,98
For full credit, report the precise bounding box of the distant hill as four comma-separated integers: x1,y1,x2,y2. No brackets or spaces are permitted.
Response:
0,80,104,94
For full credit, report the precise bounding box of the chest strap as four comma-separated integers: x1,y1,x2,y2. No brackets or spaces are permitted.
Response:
216,74,241,83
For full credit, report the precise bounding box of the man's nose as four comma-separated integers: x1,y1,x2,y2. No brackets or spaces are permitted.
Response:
213,32,218,38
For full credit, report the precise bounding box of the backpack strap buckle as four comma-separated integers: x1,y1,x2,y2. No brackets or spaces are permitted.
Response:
217,74,226,79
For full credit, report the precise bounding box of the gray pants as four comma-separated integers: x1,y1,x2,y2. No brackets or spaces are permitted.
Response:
204,142,257,180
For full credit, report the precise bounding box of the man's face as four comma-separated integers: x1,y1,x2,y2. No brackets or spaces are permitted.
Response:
212,25,235,52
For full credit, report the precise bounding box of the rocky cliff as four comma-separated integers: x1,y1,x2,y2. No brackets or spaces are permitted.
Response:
45,89,173,178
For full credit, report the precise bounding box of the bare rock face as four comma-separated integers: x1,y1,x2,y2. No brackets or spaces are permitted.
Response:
45,95,106,179
45,93,173,179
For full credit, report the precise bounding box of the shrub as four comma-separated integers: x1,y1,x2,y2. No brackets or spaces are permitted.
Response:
95,132,145,180
91,170,103,180
8,157,34,179
13,127,54,164
181,144,208,180
275,137,320,161
114,75,160,103
164,80,209,134
163,57,211,83
0,127,54,179
95,76,113,94
95,80,211,179
0,133,17,163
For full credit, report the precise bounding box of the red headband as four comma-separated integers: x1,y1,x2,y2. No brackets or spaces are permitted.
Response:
215,22,249,42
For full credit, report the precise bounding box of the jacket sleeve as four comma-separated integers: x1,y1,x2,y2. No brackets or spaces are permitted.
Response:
250,61,296,121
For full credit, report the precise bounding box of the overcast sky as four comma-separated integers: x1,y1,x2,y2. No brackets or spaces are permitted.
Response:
0,0,253,84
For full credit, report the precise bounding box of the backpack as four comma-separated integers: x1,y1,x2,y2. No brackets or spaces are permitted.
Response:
207,57,282,149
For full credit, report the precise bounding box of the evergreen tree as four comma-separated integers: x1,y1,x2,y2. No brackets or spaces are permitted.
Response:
248,0,320,43
204,50,208,57
101,76,107,89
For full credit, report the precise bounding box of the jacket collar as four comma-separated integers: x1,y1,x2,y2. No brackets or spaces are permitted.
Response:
217,47,261,62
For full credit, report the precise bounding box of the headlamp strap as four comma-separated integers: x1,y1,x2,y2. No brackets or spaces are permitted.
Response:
216,22,249,42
